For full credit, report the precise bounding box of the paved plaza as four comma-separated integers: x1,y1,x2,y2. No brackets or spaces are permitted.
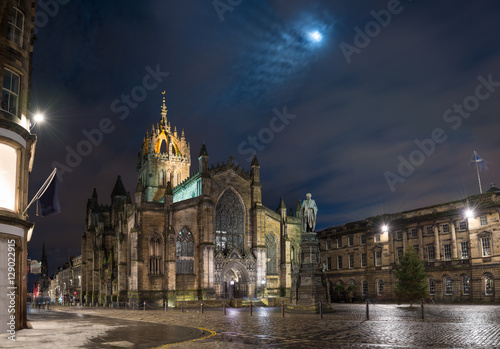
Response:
2,303,500,348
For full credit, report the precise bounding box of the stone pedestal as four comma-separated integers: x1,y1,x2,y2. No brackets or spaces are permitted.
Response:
287,232,330,314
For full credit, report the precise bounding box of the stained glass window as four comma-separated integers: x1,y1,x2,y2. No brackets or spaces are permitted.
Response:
215,190,244,253
266,234,277,275
176,227,194,274
149,234,162,274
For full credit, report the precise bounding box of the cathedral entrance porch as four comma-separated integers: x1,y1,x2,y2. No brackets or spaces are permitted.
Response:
218,261,251,299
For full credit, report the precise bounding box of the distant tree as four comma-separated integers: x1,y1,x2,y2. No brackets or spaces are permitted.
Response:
335,283,345,302
394,245,428,307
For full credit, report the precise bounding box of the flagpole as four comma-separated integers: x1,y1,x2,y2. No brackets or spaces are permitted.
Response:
474,150,483,194
23,168,57,215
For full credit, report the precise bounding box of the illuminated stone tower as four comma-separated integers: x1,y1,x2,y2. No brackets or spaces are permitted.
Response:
137,94,191,202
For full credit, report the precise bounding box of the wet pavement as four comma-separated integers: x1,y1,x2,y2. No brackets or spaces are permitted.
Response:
1,303,500,348
0,309,211,348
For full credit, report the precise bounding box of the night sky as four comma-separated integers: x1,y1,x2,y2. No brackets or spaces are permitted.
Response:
27,0,500,275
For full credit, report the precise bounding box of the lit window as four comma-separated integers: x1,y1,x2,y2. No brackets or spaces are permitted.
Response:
362,280,368,296
461,241,469,259
361,253,367,267
374,234,380,242
481,237,491,257
442,224,450,233
429,278,435,295
149,234,162,274
459,221,467,231
377,280,384,295
176,227,194,274
462,276,470,295
0,143,17,211
397,247,404,263
337,237,342,248
360,235,366,244
443,244,451,261
348,236,354,246
480,216,488,226
7,6,24,46
374,250,382,266
427,245,435,262
348,254,354,269
2,68,20,116
485,275,494,296
445,277,452,295
337,256,342,269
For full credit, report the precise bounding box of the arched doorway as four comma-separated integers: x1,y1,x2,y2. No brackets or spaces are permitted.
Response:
221,261,249,299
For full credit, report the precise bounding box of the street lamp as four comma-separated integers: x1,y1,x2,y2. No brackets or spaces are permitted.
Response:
465,208,474,219
260,278,266,299
30,112,45,131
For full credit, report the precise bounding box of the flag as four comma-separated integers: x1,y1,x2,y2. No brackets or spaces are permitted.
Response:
38,173,61,216
470,151,488,172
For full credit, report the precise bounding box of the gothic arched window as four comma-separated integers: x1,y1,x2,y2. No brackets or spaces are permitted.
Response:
176,227,194,274
149,234,162,274
266,234,278,275
215,190,244,254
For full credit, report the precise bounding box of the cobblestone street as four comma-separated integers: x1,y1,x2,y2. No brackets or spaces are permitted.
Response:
48,303,500,348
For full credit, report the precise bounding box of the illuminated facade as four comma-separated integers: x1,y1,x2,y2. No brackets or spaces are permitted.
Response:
0,0,37,332
81,104,302,305
318,187,500,303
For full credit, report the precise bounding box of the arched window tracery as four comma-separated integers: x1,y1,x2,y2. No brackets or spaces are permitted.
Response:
215,190,244,254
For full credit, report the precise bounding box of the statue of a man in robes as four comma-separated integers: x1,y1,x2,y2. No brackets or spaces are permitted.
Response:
300,193,318,232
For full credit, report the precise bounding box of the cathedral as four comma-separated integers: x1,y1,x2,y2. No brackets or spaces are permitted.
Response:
81,99,302,306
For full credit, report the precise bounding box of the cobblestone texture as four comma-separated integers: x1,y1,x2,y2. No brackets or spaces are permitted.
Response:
48,303,500,348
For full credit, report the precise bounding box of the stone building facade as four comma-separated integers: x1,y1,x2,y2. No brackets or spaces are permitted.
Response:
81,102,302,306
0,0,37,332
318,187,500,303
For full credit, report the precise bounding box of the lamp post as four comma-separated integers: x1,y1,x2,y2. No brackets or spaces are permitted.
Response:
260,278,266,299
229,278,235,299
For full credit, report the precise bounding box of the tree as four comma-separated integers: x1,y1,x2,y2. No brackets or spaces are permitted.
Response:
347,284,357,303
394,245,428,307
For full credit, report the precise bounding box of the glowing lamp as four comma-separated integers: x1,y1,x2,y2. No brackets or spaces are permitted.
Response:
34,113,45,123
465,209,474,219
261,278,266,286
382,225,389,233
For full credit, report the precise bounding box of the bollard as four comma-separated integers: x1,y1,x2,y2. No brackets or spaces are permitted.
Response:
223,302,226,315
281,300,285,318
250,301,253,316
366,300,369,320
181,301,184,313
144,301,146,311
421,299,424,320
320,301,323,319
201,302,204,314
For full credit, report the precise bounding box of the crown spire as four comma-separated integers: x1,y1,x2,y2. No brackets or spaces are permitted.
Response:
161,91,168,125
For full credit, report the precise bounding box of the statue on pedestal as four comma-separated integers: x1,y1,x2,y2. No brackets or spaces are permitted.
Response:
300,193,318,232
